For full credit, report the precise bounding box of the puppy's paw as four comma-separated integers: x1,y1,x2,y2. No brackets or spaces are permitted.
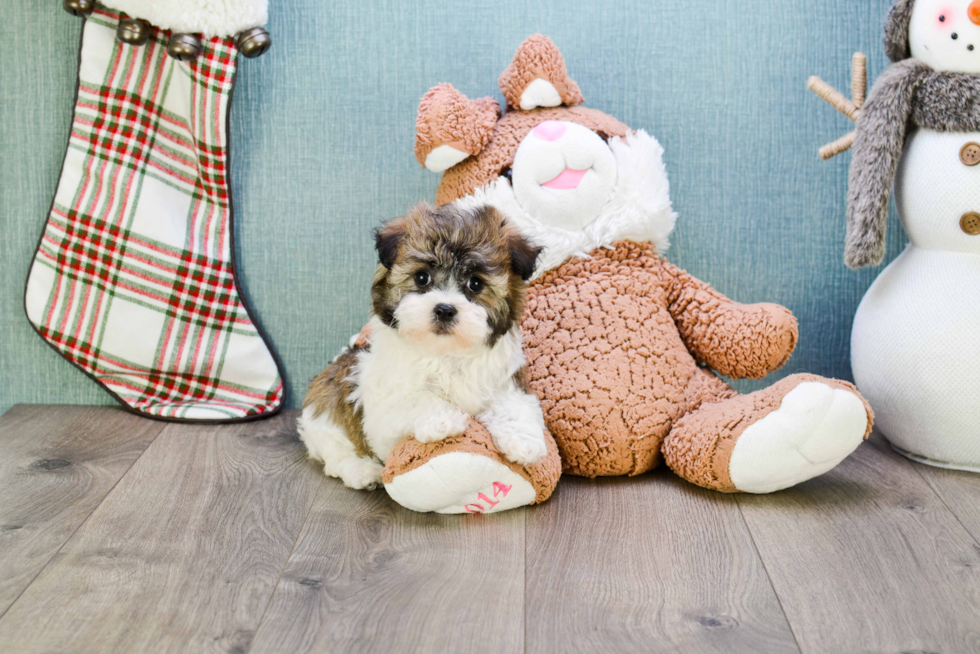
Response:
487,422,548,466
413,406,470,444
337,457,384,491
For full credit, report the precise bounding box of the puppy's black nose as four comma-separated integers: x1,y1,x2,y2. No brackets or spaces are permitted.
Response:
434,304,457,322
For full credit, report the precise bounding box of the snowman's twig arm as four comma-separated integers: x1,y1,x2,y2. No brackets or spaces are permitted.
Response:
808,53,867,160
659,261,799,380
846,60,927,269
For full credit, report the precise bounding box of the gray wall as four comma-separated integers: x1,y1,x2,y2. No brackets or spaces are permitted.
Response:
0,0,904,413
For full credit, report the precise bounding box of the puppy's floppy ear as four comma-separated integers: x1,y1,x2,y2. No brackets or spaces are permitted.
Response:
374,222,404,270
508,232,543,281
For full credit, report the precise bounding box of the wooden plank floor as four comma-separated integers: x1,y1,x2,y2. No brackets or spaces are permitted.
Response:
0,405,978,653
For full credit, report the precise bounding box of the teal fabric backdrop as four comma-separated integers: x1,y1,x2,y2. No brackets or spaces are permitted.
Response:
0,0,904,414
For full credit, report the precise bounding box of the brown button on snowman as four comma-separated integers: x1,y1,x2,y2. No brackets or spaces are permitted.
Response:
812,0,980,471
961,212,980,235
960,141,980,165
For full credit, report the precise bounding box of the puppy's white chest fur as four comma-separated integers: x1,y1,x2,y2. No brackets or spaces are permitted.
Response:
351,316,526,461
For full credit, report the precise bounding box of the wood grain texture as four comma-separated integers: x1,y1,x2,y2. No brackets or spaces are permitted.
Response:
0,410,322,653
912,457,980,545
737,432,980,654
525,472,799,654
0,405,164,617
4,408,979,653
249,483,525,654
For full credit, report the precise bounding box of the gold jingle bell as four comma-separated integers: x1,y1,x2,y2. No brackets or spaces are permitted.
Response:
63,0,95,17
117,18,151,46
167,33,203,61
236,27,272,58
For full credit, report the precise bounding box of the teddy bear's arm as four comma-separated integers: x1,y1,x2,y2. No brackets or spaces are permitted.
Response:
659,261,799,380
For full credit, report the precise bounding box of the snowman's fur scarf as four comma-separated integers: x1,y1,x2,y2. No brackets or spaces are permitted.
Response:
453,130,677,278
102,0,267,37
847,58,980,268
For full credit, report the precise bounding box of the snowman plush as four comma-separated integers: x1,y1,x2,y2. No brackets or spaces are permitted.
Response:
819,0,980,471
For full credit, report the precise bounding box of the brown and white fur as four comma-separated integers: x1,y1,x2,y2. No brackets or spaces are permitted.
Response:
297,203,546,490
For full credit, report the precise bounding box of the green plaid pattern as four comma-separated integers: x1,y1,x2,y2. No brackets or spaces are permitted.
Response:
25,7,284,422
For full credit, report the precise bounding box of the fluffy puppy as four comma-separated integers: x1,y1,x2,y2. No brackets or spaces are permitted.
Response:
298,203,547,490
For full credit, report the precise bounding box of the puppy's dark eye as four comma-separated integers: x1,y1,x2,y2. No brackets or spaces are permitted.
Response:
467,277,484,294
414,271,431,287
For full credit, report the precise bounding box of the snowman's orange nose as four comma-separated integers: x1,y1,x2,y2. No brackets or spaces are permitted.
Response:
969,0,980,26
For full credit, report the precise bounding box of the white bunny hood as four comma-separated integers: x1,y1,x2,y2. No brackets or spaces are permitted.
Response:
452,130,677,278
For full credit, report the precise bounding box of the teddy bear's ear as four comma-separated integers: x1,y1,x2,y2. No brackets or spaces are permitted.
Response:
498,34,584,111
415,84,500,173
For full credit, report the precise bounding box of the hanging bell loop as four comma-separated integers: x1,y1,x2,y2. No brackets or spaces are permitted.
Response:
63,0,95,17
167,33,203,61
236,27,272,58
116,18,151,46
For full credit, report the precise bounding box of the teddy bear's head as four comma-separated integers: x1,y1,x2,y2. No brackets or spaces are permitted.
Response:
415,35,677,275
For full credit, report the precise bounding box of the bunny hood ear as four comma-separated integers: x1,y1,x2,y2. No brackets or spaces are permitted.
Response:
884,0,916,63
498,34,584,111
414,84,500,173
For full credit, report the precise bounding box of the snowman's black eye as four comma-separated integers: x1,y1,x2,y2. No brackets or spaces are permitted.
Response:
940,15,946,22
953,32,960,40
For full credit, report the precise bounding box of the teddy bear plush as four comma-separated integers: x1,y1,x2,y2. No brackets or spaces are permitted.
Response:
384,34,876,503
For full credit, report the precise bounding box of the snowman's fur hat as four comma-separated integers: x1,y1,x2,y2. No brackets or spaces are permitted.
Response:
884,0,916,63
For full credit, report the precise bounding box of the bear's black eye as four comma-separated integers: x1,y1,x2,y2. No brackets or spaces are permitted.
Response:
414,271,431,287
501,167,513,183
467,277,484,294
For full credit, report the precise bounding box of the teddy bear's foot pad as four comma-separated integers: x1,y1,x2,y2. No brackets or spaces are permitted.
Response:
729,382,870,494
385,452,537,514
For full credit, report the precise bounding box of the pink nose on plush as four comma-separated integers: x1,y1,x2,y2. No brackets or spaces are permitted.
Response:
533,121,566,141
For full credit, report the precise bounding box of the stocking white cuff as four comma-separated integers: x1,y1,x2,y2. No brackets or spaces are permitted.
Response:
101,0,268,38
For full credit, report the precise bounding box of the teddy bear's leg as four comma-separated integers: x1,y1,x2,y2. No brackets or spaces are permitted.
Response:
663,374,873,493
383,419,561,514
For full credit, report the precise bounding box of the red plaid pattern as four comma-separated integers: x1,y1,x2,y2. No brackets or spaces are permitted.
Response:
25,8,283,422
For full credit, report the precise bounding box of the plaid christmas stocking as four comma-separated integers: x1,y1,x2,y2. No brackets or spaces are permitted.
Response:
25,3,283,422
